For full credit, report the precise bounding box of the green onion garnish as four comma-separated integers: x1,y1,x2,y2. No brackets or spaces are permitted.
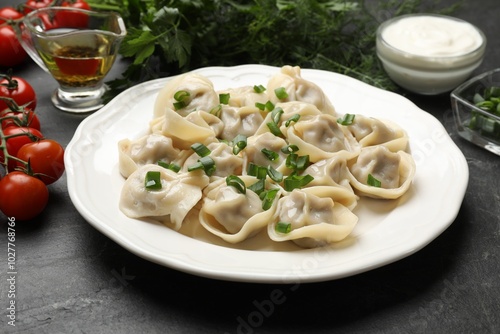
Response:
219,93,230,104
283,174,314,191
248,179,265,195
255,102,266,111
296,155,310,171
267,166,283,183
267,122,283,137
271,107,284,124
191,143,211,157
145,171,162,190
174,90,190,101
275,221,291,234
157,161,181,173
253,85,266,93
188,156,216,176
261,188,279,210
248,163,268,179
232,134,247,155
367,174,382,187
226,175,246,194
285,114,300,127
337,113,356,125
281,144,299,154
209,104,222,118
265,101,275,112
274,87,289,100
285,153,298,170
261,148,279,161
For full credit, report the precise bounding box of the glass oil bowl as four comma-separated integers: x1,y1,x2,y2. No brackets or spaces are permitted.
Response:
451,68,500,156
376,14,486,95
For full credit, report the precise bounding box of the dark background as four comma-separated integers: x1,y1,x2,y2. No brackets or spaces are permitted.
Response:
1,0,499,333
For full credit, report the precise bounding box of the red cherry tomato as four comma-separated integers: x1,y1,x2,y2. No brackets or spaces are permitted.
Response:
0,76,37,111
0,126,43,162
55,1,92,28
22,0,52,15
0,171,49,221
1,108,41,131
0,7,28,68
16,139,65,185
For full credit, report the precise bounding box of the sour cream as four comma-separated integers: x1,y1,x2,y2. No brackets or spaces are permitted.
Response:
376,14,486,95
381,15,483,58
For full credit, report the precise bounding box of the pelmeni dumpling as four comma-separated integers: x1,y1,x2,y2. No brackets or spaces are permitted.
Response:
268,188,358,248
118,133,189,179
152,108,218,150
182,141,243,178
285,113,361,162
199,176,280,243
120,164,209,230
266,65,336,115
347,146,416,199
153,73,219,118
242,132,289,174
343,114,409,152
302,156,353,191
219,105,265,141
217,86,269,108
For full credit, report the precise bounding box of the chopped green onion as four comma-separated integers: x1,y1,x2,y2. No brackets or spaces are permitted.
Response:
173,101,186,110
174,90,190,101
267,166,283,183
267,122,283,137
248,178,265,195
285,114,300,127
337,113,356,125
209,104,222,118
296,155,310,171
265,101,275,111
284,174,314,191
188,156,216,176
232,134,247,155
285,153,298,169
191,143,211,157
281,144,299,154
255,102,266,111
261,148,279,161
275,221,291,234
367,174,382,187
219,93,230,104
226,175,246,194
271,107,284,124
157,161,180,173
253,84,266,93
145,171,162,190
248,163,268,179
274,87,289,100
261,188,279,210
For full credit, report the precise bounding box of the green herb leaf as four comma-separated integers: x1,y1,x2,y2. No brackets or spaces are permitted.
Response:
367,174,382,187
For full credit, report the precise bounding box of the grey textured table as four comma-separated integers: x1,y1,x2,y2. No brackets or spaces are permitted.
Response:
1,0,499,333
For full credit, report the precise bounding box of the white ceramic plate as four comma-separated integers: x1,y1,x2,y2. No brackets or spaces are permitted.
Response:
65,65,468,283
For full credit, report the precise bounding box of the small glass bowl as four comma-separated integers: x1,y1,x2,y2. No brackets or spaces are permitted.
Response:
376,14,486,95
451,68,500,156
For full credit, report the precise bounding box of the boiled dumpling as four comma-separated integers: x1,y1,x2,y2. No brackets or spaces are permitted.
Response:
153,73,219,118
119,164,209,230
268,188,358,248
266,65,336,115
347,146,416,199
199,176,280,243
217,85,269,108
182,141,243,178
219,105,265,141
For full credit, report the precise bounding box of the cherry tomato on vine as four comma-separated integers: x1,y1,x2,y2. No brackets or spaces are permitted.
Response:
0,126,43,165
55,0,92,28
0,75,37,111
1,108,41,131
16,139,65,185
0,171,49,221
22,0,52,15
0,8,28,68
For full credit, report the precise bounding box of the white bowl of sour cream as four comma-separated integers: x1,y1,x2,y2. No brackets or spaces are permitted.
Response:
376,14,486,95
